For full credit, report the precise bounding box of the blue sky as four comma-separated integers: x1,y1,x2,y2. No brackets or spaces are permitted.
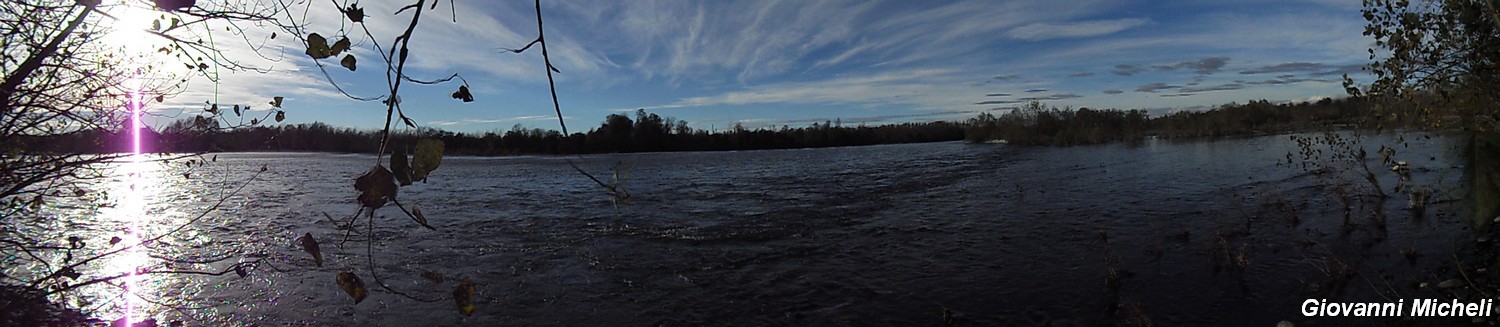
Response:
120,0,1373,133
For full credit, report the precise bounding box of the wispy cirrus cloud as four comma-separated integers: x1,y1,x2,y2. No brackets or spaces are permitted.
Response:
1006,18,1152,41
156,0,1384,133
666,68,976,111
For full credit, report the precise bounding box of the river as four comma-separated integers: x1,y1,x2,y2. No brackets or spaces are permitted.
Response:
4,131,1479,325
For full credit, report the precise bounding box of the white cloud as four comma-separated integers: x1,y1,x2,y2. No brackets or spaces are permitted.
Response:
664,68,981,112
1007,18,1152,41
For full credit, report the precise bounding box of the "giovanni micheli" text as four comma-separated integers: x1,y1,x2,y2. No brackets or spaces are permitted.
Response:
1302,299,1495,317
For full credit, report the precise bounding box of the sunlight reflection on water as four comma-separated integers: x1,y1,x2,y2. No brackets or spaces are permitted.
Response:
104,157,149,325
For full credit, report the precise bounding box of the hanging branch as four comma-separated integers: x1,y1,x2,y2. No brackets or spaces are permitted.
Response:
503,0,627,205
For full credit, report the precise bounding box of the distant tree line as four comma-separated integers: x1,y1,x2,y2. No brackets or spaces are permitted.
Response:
18,109,965,155
18,97,1420,154
965,96,1422,146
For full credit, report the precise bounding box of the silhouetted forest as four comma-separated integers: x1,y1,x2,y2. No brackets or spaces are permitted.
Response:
15,97,1425,155
965,97,1422,146
16,110,965,155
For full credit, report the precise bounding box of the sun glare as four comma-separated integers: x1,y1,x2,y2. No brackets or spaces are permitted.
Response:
101,1,161,55
103,71,148,326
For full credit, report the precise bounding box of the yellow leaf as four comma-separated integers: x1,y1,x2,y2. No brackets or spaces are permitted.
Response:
336,272,368,304
412,139,444,182
454,277,476,316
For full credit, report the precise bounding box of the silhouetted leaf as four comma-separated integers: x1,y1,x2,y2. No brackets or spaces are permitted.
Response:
155,95,163,103
67,236,82,249
343,4,364,23
153,0,193,12
450,85,473,102
232,104,240,117
411,205,433,229
298,232,322,267
271,96,284,107
59,267,80,279
305,33,332,59
391,146,412,186
354,165,397,208
336,272,368,304
340,54,357,71
275,110,285,123
109,236,121,245
330,38,351,56
454,277,476,316
270,32,276,40
412,139,444,182
234,265,246,278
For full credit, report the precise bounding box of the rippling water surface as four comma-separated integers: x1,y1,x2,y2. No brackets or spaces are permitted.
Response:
7,132,1477,325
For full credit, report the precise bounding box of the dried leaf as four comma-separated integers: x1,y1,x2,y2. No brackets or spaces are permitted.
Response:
298,232,322,267
305,33,332,59
450,85,473,102
343,4,364,23
421,271,444,283
411,205,433,229
391,146,412,186
454,277,476,316
411,139,444,182
234,265,247,278
155,95,163,103
59,267,81,279
336,272,368,304
340,54,357,71
331,38,351,56
275,110,285,123
232,104,241,117
353,165,397,208
109,236,122,245
153,0,194,11
271,96,284,107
